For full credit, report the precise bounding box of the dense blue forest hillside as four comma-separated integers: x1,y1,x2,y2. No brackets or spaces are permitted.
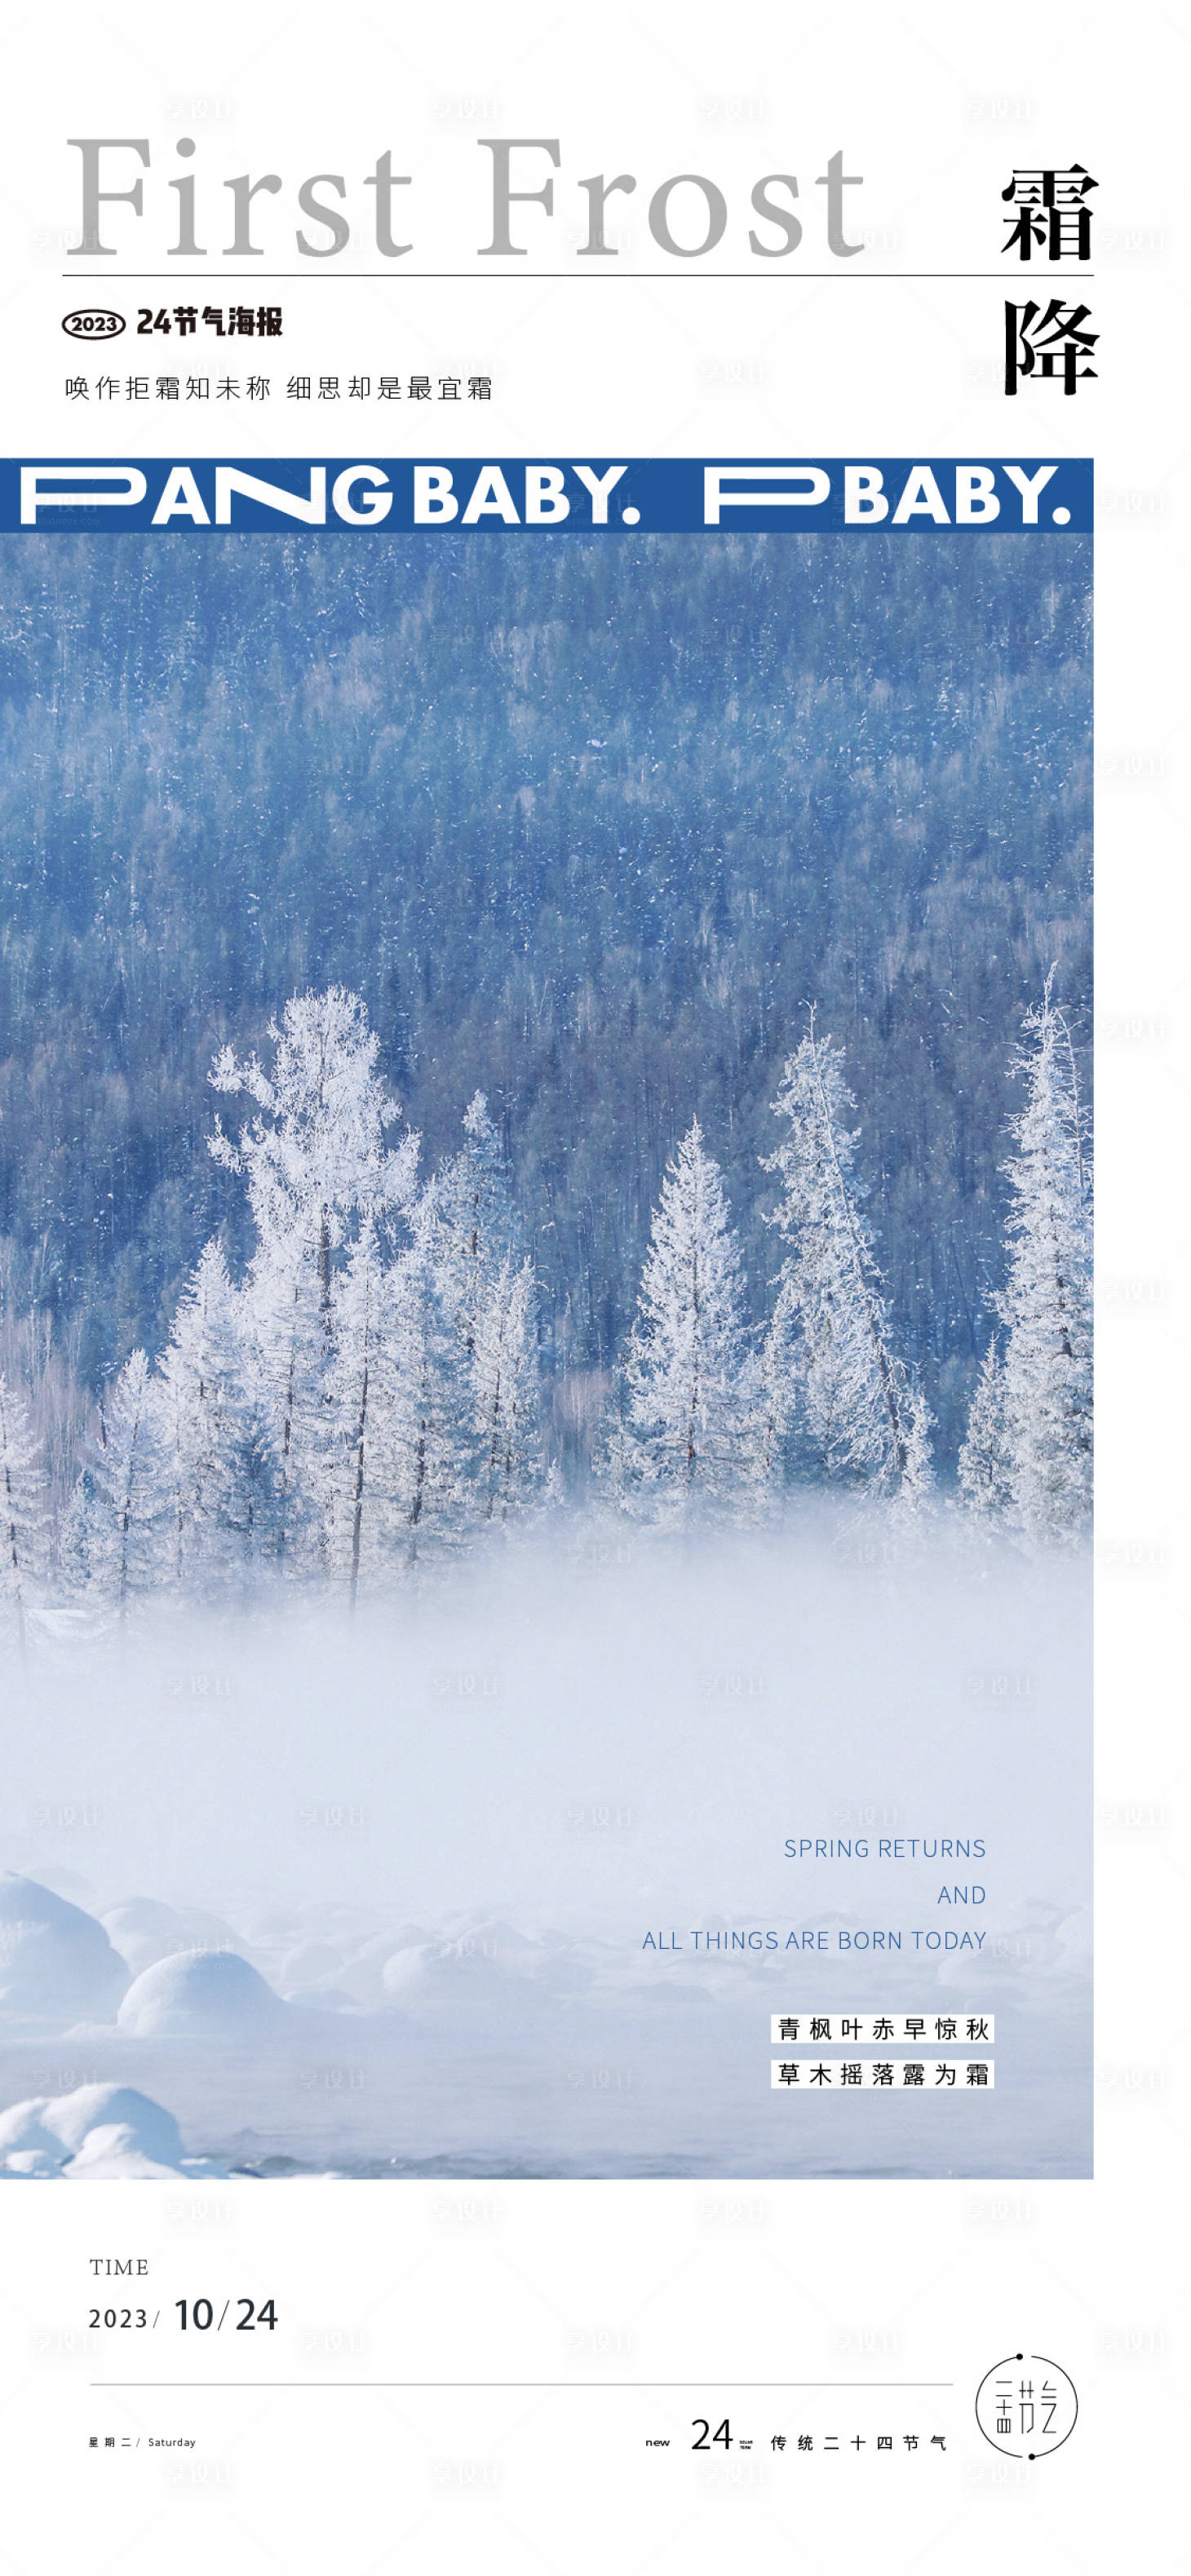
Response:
0,531,1090,1468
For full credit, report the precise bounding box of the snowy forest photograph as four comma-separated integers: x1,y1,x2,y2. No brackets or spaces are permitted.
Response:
0,529,1091,2180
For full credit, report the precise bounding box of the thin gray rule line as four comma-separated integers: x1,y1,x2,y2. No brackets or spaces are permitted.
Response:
60,270,1090,281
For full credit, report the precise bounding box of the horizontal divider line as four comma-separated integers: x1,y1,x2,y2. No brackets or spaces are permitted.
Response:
60,270,1087,281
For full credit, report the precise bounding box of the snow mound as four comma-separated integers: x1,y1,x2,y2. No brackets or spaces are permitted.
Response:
100,1898,246,1978
330,1929,429,2004
117,1947,286,2038
62,2124,185,2179
381,1928,541,2004
43,2082,185,2161
0,2083,186,2176
0,1875,130,2026
0,2098,65,2161
276,1938,352,1997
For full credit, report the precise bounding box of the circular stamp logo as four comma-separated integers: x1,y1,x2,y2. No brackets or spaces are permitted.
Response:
975,2353,1078,2459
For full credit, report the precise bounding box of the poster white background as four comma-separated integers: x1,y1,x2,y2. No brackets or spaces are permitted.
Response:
0,2,1185,2566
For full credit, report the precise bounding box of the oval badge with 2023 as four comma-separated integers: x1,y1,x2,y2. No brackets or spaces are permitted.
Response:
62,308,126,338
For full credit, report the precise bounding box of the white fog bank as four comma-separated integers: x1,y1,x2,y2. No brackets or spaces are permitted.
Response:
1,1512,1091,2178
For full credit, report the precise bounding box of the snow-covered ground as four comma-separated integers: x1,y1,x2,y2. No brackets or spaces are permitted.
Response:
0,1518,1091,2177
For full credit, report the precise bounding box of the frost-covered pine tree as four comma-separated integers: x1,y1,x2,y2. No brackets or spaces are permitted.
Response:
613,1121,758,1520
0,1372,47,1655
898,1376,936,1514
384,1214,480,1567
957,1337,1012,1515
240,1238,329,1570
209,989,418,1566
762,1023,932,1505
989,974,1092,1541
431,1093,523,1360
82,1350,170,1620
209,988,418,1331
153,1239,244,1587
206,1377,289,1583
472,1256,541,1522
424,1094,542,1521
324,1213,396,1602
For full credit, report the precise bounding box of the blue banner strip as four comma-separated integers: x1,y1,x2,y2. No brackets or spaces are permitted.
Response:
1,457,1092,533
